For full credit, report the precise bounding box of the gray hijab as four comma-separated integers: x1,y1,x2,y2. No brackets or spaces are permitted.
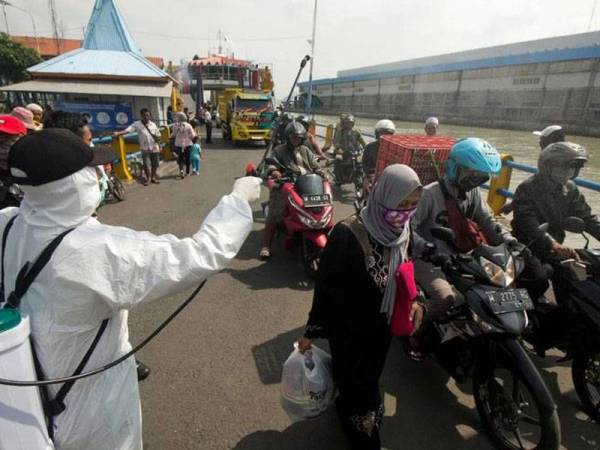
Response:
360,164,422,322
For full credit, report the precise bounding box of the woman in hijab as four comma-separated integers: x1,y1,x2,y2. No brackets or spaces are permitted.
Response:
298,164,425,450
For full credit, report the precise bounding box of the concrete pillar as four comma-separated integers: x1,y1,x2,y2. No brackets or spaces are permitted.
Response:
582,59,600,123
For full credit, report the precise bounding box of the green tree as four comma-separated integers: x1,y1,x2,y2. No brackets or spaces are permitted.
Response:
0,32,42,85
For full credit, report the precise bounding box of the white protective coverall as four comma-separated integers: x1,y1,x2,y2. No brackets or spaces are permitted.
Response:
0,167,254,450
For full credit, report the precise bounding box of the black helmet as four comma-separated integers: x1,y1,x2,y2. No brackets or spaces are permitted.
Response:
285,121,307,140
538,141,588,174
296,114,310,130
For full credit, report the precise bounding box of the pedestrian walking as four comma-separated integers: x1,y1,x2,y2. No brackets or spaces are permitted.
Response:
190,136,202,175
298,164,425,450
172,112,196,178
113,108,162,186
204,107,213,144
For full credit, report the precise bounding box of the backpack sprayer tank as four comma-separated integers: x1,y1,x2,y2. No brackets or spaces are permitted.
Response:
0,310,54,449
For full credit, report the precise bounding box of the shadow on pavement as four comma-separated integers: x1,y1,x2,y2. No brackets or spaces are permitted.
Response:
251,326,305,385
232,408,348,450
228,230,314,292
379,339,491,449
531,354,600,449
332,184,357,205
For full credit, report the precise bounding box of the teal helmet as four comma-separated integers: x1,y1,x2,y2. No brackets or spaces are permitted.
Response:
446,137,501,181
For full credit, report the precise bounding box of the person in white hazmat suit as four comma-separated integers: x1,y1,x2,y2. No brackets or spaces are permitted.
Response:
1,129,262,450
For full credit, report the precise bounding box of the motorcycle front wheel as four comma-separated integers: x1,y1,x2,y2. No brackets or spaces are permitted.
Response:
473,349,560,450
301,239,321,279
572,350,600,423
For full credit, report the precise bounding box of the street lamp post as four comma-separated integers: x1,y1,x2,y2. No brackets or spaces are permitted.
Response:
305,0,318,117
0,1,39,53
1,0,9,35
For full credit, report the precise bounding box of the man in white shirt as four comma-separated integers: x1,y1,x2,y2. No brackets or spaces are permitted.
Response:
113,108,161,186
204,107,213,144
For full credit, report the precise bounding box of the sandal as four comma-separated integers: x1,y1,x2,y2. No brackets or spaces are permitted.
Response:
259,247,271,260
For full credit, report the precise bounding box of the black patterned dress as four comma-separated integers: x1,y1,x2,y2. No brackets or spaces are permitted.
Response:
304,219,398,450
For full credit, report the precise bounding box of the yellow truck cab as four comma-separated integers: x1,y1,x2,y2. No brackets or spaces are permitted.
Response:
221,89,274,145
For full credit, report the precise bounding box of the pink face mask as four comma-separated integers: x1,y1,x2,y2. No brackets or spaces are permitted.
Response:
383,206,417,229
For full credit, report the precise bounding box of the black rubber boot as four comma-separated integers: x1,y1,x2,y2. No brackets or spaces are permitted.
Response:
136,360,151,381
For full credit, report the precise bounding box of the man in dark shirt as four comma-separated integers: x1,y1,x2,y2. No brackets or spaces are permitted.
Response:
259,121,324,259
362,119,396,189
512,142,600,263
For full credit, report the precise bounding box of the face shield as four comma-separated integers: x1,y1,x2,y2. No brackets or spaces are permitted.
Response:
456,167,490,192
548,160,585,186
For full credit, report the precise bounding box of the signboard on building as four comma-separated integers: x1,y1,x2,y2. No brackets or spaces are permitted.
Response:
54,102,133,130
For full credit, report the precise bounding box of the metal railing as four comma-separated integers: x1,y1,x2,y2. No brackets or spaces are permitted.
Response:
313,121,600,214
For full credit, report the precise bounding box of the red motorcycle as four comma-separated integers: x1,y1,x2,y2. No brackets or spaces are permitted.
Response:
266,170,333,278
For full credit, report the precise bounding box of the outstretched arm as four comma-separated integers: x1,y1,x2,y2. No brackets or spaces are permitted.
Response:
54,181,260,310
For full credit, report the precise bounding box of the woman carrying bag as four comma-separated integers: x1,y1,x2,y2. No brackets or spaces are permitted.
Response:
298,164,426,450
171,112,196,178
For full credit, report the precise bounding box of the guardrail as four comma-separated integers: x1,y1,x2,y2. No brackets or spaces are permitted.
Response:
90,126,173,182
313,121,600,215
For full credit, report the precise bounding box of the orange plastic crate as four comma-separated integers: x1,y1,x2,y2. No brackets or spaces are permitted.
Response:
375,135,456,186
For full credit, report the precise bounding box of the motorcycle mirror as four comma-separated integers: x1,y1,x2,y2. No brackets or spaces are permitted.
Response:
564,216,586,234
431,227,456,244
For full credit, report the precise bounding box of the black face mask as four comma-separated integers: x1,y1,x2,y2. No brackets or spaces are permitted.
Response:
456,169,489,193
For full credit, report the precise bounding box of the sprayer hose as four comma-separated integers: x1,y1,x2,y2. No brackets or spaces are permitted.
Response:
0,281,206,386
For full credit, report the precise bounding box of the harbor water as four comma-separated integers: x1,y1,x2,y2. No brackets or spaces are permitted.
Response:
315,114,600,247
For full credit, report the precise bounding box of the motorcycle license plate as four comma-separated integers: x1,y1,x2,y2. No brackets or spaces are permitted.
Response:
303,194,331,207
485,289,534,314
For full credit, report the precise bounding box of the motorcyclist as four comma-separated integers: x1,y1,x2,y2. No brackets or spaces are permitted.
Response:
363,119,396,179
533,125,565,151
259,121,325,260
296,114,325,158
331,115,366,185
512,142,600,263
328,113,348,151
274,112,293,145
412,138,517,324
424,117,439,136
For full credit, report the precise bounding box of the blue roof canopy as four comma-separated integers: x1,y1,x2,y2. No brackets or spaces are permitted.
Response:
83,0,140,53
27,0,169,81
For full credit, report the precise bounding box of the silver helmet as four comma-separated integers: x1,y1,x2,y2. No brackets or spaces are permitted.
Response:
538,141,588,173
285,121,307,140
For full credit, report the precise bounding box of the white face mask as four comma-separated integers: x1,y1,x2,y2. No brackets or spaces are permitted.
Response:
73,167,102,212
19,166,103,228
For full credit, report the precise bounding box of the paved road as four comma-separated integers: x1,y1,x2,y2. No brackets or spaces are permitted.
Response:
98,136,599,450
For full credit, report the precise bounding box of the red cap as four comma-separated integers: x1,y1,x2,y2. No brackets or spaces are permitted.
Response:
0,115,27,136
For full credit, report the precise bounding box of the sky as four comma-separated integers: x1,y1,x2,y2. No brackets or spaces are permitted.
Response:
2,0,600,99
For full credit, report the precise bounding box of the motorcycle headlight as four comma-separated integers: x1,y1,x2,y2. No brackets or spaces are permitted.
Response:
479,256,515,287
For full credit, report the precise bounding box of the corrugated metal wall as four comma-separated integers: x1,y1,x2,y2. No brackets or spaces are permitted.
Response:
301,58,600,135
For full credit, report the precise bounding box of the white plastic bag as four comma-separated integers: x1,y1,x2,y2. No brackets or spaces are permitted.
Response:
280,343,335,421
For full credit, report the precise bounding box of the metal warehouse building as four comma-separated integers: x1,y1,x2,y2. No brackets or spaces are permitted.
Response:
299,31,600,135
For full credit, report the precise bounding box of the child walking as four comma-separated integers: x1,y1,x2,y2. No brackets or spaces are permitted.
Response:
190,136,202,175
